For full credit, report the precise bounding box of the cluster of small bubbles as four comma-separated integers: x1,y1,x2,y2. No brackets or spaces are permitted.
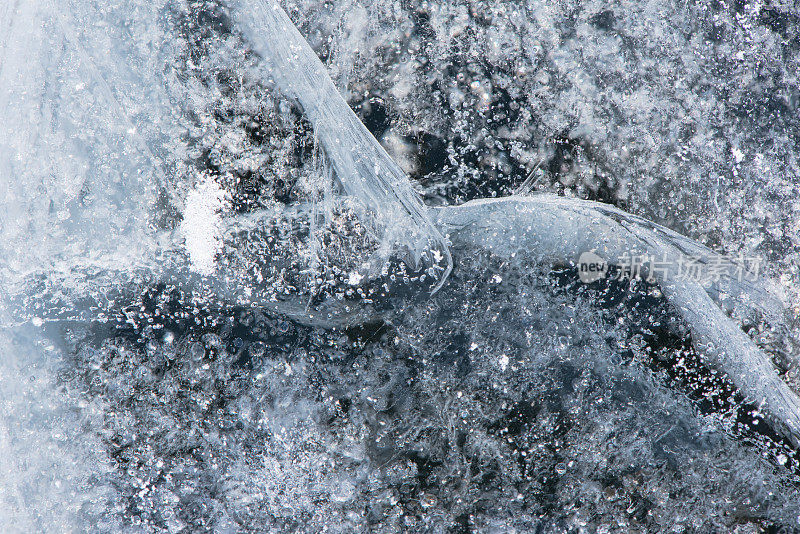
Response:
25,246,799,531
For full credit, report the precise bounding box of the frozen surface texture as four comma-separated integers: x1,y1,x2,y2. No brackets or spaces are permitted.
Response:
2,0,800,532
234,0,452,287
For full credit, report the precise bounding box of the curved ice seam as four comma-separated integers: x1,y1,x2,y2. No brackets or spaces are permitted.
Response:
232,1,800,448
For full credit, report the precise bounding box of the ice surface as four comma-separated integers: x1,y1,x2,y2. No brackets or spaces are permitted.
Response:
2,0,800,531
437,194,800,447
232,0,452,288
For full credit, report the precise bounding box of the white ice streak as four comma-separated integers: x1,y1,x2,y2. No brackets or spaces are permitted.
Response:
232,0,452,288
229,1,800,448
181,175,231,276
436,195,800,447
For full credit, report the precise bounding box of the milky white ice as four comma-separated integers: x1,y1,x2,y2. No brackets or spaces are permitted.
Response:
0,0,176,288
0,1,168,528
232,0,800,447
181,176,231,276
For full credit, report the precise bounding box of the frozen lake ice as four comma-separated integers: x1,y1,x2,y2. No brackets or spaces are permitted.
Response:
2,0,800,531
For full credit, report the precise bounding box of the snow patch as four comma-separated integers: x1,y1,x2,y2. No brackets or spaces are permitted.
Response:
180,176,230,276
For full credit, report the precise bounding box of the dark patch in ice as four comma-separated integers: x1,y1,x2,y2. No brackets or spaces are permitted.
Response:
589,10,616,32
759,6,797,38
412,131,450,178
353,95,392,140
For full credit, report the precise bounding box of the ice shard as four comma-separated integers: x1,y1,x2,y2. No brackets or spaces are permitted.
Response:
231,0,452,289
436,195,800,447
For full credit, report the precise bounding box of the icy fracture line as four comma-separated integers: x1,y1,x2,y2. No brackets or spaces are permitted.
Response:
233,3,800,448
232,0,452,289
436,196,800,448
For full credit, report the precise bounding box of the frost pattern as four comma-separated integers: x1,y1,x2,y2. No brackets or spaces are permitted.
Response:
2,0,800,531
